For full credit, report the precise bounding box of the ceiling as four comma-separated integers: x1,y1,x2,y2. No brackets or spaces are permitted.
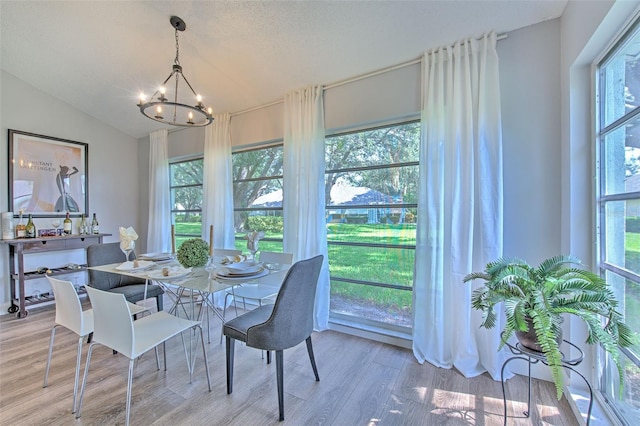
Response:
0,1,568,139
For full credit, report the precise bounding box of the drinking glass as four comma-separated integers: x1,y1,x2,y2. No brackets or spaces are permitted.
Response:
121,240,135,262
51,219,61,235
247,240,259,259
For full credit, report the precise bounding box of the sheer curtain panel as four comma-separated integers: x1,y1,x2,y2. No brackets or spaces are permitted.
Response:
147,129,171,253
203,113,235,249
413,32,508,380
283,85,330,330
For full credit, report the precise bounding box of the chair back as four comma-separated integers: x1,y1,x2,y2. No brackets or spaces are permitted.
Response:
87,242,144,289
214,248,242,257
85,286,135,358
246,255,323,350
259,251,293,265
48,276,91,336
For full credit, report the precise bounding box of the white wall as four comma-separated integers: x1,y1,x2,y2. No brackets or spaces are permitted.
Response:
0,70,141,311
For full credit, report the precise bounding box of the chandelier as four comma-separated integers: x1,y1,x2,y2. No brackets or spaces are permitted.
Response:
137,16,213,127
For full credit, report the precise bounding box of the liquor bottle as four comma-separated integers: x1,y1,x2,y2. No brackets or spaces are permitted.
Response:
15,211,26,239
78,214,87,234
63,211,72,235
25,214,36,238
91,213,100,234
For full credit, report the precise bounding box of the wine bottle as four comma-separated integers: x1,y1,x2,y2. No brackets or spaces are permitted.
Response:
15,211,26,239
25,214,36,238
78,214,87,234
63,211,72,235
91,213,100,234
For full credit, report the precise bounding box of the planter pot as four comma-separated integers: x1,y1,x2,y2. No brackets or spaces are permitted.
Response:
515,316,562,352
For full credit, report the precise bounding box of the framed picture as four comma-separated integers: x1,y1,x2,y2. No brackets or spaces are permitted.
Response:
8,130,89,218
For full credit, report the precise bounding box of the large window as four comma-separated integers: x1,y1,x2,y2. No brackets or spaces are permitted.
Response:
232,145,284,253
597,17,640,422
325,121,419,333
170,158,203,248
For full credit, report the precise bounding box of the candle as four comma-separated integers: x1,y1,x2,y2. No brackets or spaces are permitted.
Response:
171,224,176,254
209,224,213,256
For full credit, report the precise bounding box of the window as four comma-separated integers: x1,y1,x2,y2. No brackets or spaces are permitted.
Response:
596,17,640,422
169,158,203,249
232,144,284,253
325,121,419,333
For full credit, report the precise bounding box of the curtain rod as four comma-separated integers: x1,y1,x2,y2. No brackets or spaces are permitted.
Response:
231,32,507,118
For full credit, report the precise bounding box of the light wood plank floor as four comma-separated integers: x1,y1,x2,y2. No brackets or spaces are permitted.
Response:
0,298,578,425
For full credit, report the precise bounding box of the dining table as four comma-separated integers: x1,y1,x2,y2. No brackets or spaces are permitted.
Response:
87,256,290,352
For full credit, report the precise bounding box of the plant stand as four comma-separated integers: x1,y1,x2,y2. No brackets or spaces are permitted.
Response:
500,338,593,425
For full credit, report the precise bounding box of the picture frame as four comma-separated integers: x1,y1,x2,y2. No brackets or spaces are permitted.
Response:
8,129,89,218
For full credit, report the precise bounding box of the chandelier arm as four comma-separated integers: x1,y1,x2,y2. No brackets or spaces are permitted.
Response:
180,74,203,102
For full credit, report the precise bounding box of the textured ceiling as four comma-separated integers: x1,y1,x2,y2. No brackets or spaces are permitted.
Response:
0,1,567,139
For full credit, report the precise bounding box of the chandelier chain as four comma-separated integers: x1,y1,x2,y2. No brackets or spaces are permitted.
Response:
174,28,181,66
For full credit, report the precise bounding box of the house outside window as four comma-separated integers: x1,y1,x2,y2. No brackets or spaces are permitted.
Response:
325,121,419,333
596,16,640,422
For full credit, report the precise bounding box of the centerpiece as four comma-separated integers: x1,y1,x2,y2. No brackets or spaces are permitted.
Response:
176,238,210,268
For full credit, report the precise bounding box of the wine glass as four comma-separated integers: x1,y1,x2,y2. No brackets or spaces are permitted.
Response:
247,240,259,259
51,219,61,235
121,240,135,262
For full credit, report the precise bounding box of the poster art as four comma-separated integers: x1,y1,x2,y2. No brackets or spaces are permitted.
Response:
8,130,88,217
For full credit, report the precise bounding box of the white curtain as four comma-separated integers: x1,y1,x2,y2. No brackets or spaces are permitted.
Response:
413,32,507,380
147,129,171,253
283,85,330,331
202,112,235,250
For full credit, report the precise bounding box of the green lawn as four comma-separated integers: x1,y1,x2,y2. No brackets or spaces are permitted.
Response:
174,221,416,318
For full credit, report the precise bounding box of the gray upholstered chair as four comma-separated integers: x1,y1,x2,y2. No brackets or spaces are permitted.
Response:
223,254,323,421
87,242,164,312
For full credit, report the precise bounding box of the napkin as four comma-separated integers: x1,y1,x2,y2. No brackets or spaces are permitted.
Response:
220,254,251,264
119,226,138,251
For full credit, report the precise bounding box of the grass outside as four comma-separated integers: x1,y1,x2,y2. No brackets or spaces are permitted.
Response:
174,221,416,321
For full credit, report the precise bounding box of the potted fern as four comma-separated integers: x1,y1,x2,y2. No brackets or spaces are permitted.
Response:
463,255,636,399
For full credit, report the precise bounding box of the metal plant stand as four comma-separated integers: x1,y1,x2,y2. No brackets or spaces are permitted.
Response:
500,338,593,425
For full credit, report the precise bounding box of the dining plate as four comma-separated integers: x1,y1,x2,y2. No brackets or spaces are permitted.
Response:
139,252,173,261
115,260,155,272
148,267,192,280
215,267,269,281
223,263,262,274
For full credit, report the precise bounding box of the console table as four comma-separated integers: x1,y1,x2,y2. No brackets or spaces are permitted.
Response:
2,233,111,318
500,338,593,425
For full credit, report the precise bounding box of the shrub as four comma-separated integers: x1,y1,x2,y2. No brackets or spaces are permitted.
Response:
246,216,283,233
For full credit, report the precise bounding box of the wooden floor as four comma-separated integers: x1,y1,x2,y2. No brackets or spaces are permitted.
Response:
0,298,578,425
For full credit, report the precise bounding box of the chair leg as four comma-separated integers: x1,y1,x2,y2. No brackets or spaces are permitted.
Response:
199,326,212,391
156,294,163,312
226,336,235,394
72,336,84,413
267,350,271,364
276,350,284,421
76,342,96,419
43,325,57,388
154,346,160,370
125,359,134,426
220,292,232,344
306,336,320,381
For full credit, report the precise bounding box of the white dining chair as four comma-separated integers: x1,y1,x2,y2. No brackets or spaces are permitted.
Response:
220,251,293,344
75,286,211,426
43,276,149,414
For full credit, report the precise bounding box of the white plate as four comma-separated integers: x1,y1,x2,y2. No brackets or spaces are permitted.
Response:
148,268,192,280
139,252,173,261
215,267,269,281
224,262,262,274
115,260,155,272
